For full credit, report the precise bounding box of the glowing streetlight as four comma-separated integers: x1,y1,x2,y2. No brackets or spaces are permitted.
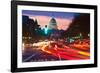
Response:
44,25,48,35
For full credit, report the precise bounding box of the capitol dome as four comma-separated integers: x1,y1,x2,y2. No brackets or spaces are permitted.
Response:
48,18,58,30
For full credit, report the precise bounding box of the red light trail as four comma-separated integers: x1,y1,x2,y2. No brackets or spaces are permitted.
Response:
41,42,90,60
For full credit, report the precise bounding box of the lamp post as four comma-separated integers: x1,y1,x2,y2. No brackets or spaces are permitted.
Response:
44,25,48,35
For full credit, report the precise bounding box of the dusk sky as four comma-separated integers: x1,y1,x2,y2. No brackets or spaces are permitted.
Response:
22,10,80,30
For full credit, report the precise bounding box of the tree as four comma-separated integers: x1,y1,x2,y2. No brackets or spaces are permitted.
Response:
22,15,41,42
66,13,90,38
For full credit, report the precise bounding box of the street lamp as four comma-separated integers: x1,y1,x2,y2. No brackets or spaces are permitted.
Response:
44,25,48,35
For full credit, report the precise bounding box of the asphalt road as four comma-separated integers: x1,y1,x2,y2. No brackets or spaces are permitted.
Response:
22,40,90,62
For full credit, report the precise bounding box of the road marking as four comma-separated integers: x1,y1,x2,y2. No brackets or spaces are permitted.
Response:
23,54,36,62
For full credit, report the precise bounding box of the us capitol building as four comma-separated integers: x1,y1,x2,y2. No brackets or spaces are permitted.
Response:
47,18,58,30
44,18,61,39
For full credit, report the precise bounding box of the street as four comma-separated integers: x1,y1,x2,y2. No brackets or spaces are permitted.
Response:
22,39,90,62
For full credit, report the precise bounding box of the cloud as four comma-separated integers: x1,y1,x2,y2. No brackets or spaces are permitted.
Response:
56,18,72,30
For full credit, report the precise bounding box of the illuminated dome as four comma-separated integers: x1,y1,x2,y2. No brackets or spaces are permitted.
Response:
48,18,58,30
